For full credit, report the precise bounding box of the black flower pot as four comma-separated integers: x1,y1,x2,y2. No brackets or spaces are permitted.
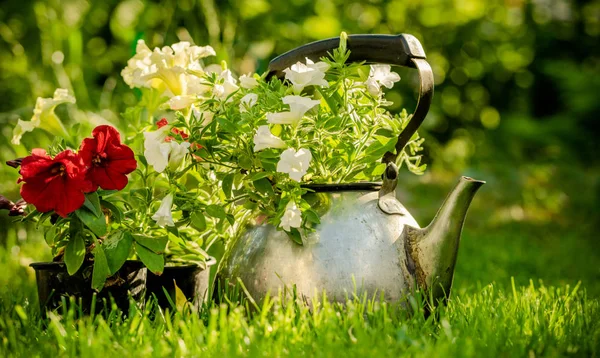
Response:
146,257,216,310
30,260,147,315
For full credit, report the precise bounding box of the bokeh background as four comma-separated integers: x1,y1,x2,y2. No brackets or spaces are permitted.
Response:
0,0,598,297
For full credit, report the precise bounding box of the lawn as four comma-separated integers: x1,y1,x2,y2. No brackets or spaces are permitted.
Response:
1,197,598,357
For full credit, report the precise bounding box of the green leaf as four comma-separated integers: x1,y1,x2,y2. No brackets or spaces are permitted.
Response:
174,281,189,311
248,171,271,181
133,234,168,254
216,117,238,134
64,233,85,275
103,231,133,275
304,209,321,225
190,212,207,232
44,227,57,246
83,192,102,218
286,228,303,246
254,178,274,195
239,155,253,171
222,173,234,199
372,163,387,177
91,244,110,291
166,225,179,237
137,154,148,167
76,207,107,237
100,200,123,223
135,242,164,275
205,205,226,219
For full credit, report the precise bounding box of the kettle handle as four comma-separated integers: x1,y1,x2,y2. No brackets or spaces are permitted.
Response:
267,34,434,164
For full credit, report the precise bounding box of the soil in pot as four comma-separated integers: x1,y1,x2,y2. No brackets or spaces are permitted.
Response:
30,260,147,315
146,257,216,310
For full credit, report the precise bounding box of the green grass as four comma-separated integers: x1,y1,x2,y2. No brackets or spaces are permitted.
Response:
0,217,599,357
0,280,598,357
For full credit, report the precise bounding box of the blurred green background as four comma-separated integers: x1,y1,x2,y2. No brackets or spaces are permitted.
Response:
0,0,598,296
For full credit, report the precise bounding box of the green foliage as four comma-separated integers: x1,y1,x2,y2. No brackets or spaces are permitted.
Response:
134,242,164,275
64,227,85,275
102,231,133,275
91,244,110,291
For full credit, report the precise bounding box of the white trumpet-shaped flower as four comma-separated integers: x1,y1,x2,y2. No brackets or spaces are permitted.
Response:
283,58,329,94
143,126,190,173
253,125,286,152
167,141,191,171
168,95,197,110
152,193,175,227
239,74,259,89
121,40,215,98
213,69,239,100
12,88,75,145
279,201,302,232
239,93,258,113
276,148,312,182
364,65,400,96
266,95,320,125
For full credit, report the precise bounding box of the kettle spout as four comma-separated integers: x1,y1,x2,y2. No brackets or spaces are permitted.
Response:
406,176,484,304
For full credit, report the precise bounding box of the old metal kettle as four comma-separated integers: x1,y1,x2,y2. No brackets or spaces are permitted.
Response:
217,34,484,306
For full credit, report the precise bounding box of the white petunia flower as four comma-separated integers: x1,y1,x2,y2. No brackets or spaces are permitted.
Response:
283,58,330,94
279,201,302,231
239,74,259,89
168,95,197,110
266,95,320,125
152,193,175,227
213,69,239,101
364,65,400,96
121,40,215,98
253,125,286,152
143,126,191,173
167,141,191,171
143,126,172,173
276,148,312,182
12,88,75,145
239,93,258,113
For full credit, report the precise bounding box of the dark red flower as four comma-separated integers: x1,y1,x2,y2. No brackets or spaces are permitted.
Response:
19,149,94,217
79,125,137,191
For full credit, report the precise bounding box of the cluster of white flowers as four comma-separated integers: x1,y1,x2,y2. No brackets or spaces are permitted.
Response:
251,58,329,232
126,41,401,232
122,40,214,94
266,95,321,125
283,58,329,94
280,201,302,232
277,148,312,182
143,124,190,174
12,88,75,145
364,65,401,97
122,40,222,109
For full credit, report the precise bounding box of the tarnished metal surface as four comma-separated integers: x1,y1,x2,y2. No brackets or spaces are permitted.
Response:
405,177,485,304
219,188,420,303
218,174,484,305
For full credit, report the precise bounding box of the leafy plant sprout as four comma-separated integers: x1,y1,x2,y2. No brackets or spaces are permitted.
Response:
150,32,427,243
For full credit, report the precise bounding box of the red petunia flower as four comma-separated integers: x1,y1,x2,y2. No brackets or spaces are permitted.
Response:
79,125,137,191
19,149,94,217
157,118,169,128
